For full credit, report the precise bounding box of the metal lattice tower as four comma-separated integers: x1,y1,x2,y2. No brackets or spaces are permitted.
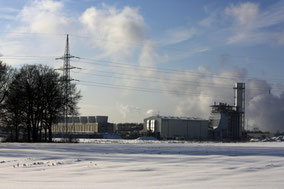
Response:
56,34,79,133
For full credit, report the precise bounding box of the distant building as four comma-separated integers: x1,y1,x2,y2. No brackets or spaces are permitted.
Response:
52,116,114,134
115,123,144,139
209,83,245,140
143,116,209,140
246,131,273,139
52,116,98,134
209,103,241,140
96,116,114,133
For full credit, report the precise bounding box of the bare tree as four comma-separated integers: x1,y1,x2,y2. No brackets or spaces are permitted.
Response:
0,61,12,103
3,64,81,142
0,61,15,140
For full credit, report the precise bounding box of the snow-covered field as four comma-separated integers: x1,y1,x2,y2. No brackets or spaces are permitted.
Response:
1,140,284,189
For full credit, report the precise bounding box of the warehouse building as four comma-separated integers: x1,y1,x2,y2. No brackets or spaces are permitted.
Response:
52,115,114,134
143,116,209,140
52,116,98,134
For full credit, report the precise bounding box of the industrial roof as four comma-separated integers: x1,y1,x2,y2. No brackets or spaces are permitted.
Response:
145,115,207,121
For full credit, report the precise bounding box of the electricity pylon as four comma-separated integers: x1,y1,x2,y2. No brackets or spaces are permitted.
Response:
56,34,80,134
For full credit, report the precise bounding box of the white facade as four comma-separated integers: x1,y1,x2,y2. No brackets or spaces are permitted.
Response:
144,116,209,140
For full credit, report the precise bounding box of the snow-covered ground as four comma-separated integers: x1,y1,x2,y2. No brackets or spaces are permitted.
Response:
1,140,284,189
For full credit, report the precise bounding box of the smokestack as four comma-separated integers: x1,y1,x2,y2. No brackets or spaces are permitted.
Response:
234,82,245,137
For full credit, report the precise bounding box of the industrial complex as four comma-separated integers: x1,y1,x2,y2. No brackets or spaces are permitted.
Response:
53,82,246,141
143,82,246,140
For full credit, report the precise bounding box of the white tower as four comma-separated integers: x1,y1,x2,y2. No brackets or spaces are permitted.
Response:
234,83,245,138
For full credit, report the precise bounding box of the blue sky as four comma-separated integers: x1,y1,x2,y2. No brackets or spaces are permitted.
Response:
0,0,284,132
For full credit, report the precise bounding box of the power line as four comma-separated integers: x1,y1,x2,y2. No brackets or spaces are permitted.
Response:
0,31,66,37
2,54,284,81
71,69,284,92
1,54,282,92
1,54,283,93
78,80,233,99
71,58,284,82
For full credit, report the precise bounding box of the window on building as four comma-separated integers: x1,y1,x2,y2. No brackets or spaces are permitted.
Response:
147,120,150,130
150,120,155,132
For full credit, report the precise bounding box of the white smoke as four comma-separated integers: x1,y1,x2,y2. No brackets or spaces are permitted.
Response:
158,65,284,133
246,79,284,133
146,109,159,116
117,103,141,120
138,41,158,76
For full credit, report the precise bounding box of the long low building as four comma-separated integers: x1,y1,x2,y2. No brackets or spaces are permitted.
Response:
52,116,99,133
52,115,115,134
144,116,209,140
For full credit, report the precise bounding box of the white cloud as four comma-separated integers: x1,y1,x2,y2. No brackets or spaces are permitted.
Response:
225,2,259,27
225,1,284,45
0,7,19,13
0,0,72,66
18,0,68,34
199,10,218,28
0,7,19,20
163,27,198,45
275,31,284,45
0,14,17,21
79,5,145,58
199,16,215,27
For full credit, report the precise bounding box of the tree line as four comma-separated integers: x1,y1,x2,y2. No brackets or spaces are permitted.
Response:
0,61,81,142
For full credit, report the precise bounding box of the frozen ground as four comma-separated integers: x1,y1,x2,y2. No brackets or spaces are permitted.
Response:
1,140,284,189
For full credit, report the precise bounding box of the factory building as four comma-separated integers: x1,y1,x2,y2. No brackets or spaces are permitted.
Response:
143,116,209,140
96,116,114,133
209,83,245,140
52,116,98,134
52,116,113,134
209,103,241,139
